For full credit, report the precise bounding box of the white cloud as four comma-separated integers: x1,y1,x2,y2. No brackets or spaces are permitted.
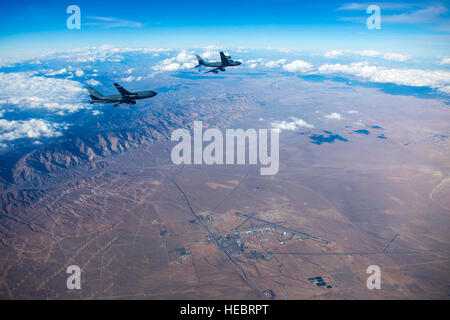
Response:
86,79,101,86
324,112,342,120
325,49,409,61
283,60,314,73
324,50,346,58
383,53,410,61
152,50,197,73
278,48,295,53
324,49,378,59
0,72,88,113
120,75,143,82
48,46,171,64
347,110,359,114
271,117,314,132
0,118,66,142
200,50,221,60
74,69,85,77
317,62,450,93
353,120,365,127
356,50,381,57
46,68,68,76
156,62,181,72
265,59,287,68
318,62,378,78
437,86,450,94
246,58,264,64
244,58,264,69
439,58,450,65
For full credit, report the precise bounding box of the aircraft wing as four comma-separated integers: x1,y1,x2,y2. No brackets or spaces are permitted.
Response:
219,52,228,65
113,83,132,97
205,67,221,74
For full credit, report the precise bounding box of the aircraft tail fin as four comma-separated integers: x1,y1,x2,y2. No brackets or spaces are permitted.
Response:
196,55,206,66
220,52,228,65
86,87,104,100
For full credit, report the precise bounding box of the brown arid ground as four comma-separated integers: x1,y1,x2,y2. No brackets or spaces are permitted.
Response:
0,75,449,299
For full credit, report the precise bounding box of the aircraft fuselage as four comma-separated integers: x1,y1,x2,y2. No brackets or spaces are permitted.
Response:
91,90,157,104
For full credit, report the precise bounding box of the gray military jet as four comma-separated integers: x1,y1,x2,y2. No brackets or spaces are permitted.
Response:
195,51,242,74
87,83,157,107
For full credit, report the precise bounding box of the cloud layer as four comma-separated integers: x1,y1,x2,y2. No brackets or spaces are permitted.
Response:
323,50,410,61
283,60,314,73
0,118,66,142
152,50,197,72
317,62,450,94
0,72,88,114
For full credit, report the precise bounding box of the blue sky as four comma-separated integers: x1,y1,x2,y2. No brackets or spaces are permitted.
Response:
0,0,449,58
